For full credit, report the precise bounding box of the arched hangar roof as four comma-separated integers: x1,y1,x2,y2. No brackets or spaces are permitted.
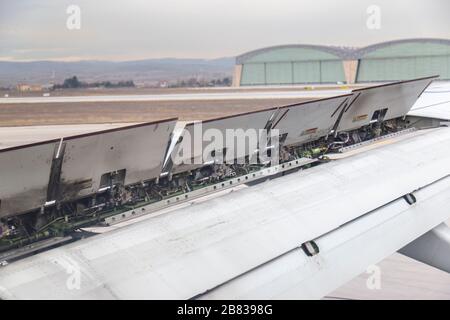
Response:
236,39,450,64
356,38,450,58
236,44,356,64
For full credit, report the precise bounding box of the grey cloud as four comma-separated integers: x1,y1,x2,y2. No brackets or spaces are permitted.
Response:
0,0,449,61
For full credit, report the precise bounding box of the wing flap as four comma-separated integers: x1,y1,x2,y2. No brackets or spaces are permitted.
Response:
1,127,450,299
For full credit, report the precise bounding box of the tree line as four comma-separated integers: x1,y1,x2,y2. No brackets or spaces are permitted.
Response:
169,77,232,88
53,76,135,89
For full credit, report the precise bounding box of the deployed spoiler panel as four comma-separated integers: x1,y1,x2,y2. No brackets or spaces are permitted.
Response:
271,94,352,147
58,119,177,201
0,119,177,217
0,141,58,217
337,76,437,132
167,95,356,175
169,109,277,175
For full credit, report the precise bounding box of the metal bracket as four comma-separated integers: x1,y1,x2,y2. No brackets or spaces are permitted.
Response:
103,157,317,226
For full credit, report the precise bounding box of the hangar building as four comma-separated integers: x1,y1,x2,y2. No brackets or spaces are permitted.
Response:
233,38,450,86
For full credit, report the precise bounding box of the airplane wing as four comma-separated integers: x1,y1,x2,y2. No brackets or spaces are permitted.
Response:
1,76,450,300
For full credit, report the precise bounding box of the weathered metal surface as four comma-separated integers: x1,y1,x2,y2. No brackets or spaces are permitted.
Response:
0,141,58,217
338,76,436,132
272,95,351,147
1,127,449,299
58,119,176,201
169,110,276,174
169,94,351,174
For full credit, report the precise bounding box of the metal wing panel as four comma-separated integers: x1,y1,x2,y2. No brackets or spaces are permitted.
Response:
199,176,450,300
408,103,450,121
170,110,277,174
1,127,449,299
273,95,351,147
408,81,450,120
337,77,436,132
0,142,57,217
59,119,176,201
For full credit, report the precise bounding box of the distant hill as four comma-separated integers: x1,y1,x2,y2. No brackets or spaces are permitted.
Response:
0,57,235,87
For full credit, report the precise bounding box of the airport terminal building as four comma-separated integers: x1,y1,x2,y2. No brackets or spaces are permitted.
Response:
233,38,450,86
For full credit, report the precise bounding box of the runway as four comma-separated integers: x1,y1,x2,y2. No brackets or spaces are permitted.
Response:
0,123,134,150
0,89,347,104
329,221,450,300
1,81,447,106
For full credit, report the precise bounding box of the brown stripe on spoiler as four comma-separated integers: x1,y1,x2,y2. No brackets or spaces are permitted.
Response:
352,75,439,93
0,117,178,153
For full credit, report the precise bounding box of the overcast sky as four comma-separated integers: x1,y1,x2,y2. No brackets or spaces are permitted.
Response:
0,0,449,61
